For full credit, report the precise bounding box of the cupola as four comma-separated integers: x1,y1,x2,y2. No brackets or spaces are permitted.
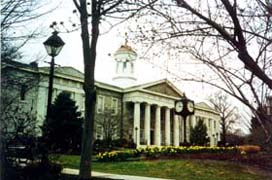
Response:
112,40,137,87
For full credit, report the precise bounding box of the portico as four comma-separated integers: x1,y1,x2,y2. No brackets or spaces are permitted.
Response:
123,82,184,147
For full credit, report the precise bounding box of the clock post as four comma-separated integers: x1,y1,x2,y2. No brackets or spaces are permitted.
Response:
174,95,195,145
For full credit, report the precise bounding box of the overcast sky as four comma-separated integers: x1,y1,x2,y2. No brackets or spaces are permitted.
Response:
19,1,212,101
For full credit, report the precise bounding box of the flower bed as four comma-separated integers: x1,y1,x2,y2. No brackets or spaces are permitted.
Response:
96,146,238,162
96,150,137,162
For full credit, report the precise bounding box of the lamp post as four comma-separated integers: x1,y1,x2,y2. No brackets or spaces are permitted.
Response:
43,31,65,121
174,95,195,145
135,126,138,148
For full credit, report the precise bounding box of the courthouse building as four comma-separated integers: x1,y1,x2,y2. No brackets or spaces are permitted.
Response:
1,42,221,146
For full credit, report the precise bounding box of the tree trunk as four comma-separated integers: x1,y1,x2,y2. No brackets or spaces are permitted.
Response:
78,0,100,179
221,118,226,146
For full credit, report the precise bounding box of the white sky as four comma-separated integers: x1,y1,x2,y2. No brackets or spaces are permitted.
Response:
20,1,213,101
18,1,252,133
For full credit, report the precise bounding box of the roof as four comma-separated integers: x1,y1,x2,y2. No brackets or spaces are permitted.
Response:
39,66,84,79
2,60,184,99
1,60,38,70
195,102,219,115
114,42,137,56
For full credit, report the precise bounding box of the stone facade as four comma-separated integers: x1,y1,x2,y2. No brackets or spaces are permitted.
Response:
1,60,221,146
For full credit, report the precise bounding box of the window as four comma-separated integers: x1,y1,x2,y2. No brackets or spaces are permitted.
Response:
97,95,105,113
214,120,216,130
96,125,103,140
111,98,118,115
20,85,27,101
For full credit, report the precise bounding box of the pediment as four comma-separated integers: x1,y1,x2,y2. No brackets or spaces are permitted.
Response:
143,80,183,98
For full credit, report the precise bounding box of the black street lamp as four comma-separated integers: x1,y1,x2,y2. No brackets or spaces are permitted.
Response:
135,126,138,148
43,31,65,121
174,94,195,145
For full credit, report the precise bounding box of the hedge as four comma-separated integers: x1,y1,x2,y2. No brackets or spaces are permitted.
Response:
96,146,238,162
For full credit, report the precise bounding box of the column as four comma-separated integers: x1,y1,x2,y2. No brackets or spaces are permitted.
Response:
133,102,140,146
144,103,151,145
174,115,179,146
212,119,215,135
154,105,161,146
204,118,212,146
165,108,171,146
191,115,196,128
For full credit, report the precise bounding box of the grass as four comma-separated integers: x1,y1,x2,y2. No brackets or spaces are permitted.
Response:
54,154,271,180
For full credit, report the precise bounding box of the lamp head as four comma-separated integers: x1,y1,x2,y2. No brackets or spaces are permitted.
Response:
43,31,65,57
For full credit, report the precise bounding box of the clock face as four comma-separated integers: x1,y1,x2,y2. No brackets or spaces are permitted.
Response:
187,101,194,113
175,101,183,113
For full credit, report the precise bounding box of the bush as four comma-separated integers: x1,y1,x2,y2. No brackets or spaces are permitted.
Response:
246,122,272,151
190,120,209,146
93,139,118,153
237,145,261,154
43,91,82,154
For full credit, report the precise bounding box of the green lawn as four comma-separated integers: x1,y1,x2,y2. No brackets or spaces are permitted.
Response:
54,155,270,180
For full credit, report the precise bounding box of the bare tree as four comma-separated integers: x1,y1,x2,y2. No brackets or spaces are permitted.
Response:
174,0,272,89
1,0,53,60
128,0,271,142
2,105,39,140
96,109,119,141
208,91,240,145
71,0,157,178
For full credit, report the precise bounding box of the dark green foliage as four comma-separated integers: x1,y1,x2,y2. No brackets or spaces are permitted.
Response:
44,91,83,154
2,157,62,180
93,139,135,154
190,120,209,146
